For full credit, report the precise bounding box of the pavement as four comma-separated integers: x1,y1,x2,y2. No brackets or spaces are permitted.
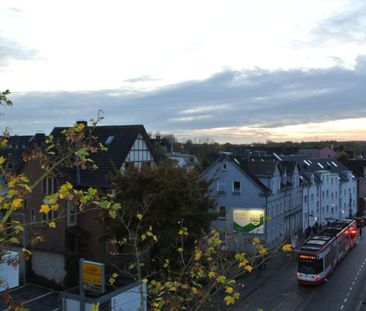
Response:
207,239,301,311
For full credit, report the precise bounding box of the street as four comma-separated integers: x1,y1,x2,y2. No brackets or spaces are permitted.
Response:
234,236,366,311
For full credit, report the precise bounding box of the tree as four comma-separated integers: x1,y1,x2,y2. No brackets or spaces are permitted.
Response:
1,90,292,310
109,160,216,264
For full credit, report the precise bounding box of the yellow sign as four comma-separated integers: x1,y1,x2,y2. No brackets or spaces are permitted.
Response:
82,262,103,286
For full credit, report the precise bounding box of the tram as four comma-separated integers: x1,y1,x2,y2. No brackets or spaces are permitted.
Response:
297,219,359,285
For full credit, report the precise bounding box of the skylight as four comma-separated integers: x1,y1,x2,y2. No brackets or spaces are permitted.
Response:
317,162,324,169
273,153,282,161
105,136,114,145
331,161,338,167
303,160,310,166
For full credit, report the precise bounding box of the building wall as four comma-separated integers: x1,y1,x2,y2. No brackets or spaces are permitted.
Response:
15,159,67,254
205,157,287,249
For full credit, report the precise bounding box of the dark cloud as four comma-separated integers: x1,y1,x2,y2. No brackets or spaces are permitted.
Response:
0,36,40,68
2,56,366,138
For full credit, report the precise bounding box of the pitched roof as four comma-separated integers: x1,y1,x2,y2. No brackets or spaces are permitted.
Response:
281,160,297,176
51,124,159,188
0,134,46,171
339,159,366,177
229,156,271,193
245,159,278,177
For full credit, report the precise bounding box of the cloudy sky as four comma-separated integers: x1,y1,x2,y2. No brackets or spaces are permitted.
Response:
1,0,365,143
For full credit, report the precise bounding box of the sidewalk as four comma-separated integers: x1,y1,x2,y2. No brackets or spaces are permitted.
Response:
232,250,295,308
208,237,306,310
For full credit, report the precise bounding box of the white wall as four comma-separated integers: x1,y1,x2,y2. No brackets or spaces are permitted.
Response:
32,251,66,285
112,284,147,311
0,251,19,292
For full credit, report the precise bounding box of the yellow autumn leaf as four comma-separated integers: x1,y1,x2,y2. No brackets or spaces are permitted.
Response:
177,247,183,253
142,278,148,284
178,229,184,236
208,271,216,279
224,296,235,305
11,198,23,209
8,179,16,188
136,213,143,220
192,287,198,294
0,156,6,165
109,277,115,286
48,221,56,229
282,244,293,252
245,265,253,272
195,249,202,261
225,287,234,294
258,247,267,255
51,204,59,211
40,204,51,214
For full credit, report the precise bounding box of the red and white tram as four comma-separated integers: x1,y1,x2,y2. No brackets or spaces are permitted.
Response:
297,219,359,285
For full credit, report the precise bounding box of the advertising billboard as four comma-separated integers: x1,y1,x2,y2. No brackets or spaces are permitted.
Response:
233,209,264,234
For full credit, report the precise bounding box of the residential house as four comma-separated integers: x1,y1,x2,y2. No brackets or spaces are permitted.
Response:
166,152,200,171
10,123,159,286
339,159,366,216
282,156,358,230
203,154,302,250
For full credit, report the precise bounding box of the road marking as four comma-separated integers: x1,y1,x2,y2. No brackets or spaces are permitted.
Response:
340,305,344,310
350,286,353,291
344,298,348,303
347,292,350,297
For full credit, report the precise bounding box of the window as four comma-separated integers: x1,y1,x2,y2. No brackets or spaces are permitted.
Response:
67,202,77,226
311,194,314,202
217,181,226,194
218,206,226,218
41,213,48,226
31,209,36,223
42,177,57,195
124,134,153,170
222,163,227,171
105,136,114,145
233,181,241,194
304,196,308,204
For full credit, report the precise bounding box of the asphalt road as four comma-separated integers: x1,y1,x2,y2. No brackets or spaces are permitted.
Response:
235,236,366,311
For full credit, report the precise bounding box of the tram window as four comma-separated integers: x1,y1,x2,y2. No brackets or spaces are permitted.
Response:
298,259,323,274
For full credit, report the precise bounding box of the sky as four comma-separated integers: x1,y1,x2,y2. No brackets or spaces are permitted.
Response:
0,0,365,143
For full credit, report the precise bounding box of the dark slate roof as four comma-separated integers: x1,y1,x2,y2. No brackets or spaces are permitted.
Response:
50,124,158,188
0,134,46,171
228,156,271,193
246,160,278,177
281,160,297,176
282,155,353,181
339,159,366,177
